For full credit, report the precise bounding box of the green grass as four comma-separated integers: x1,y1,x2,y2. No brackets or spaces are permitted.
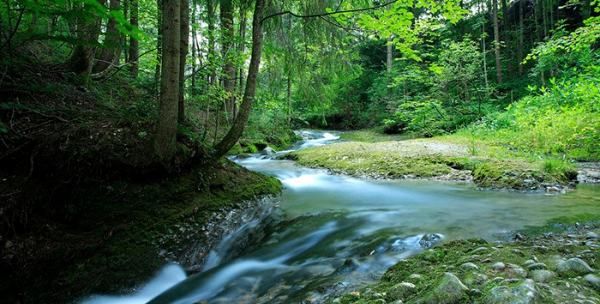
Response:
340,128,417,143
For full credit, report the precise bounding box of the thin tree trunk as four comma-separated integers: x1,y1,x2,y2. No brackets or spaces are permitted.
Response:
94,0,122,73
207,0,216,85
480,0,489,93
386,36,393,73
68,0,104,84
178,0,189,123
128,0,139,77
213,0,264,158
518,0,524,75
287,74,292,126
191,2,197,95
154,0,163,96
154,0,181,162
492,0,502,83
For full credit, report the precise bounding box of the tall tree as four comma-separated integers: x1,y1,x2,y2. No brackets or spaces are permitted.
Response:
128,0,139,77
94,0,123,73
154,0,163,96
220,0,236,119
213,0,264,158
492,0,503,83
154,0,181,162
178,0,189,123
68,0,104,84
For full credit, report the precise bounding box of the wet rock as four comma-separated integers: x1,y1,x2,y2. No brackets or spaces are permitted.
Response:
485,279,536,304
460,262,479,271
419,233,444,249
388,282,416,300
585,232,598,240
421,272,469,304
583,274,600,291
557,258,594,277
529,270,555,283
260,147,276,156
526,263,547,271
492,262,506,271
471,247,489,254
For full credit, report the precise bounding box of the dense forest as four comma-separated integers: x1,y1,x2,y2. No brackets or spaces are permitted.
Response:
0,0,599,303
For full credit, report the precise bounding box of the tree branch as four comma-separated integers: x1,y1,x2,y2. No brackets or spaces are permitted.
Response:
261,0,399,24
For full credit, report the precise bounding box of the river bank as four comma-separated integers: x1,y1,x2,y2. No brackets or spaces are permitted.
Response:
1,160,282,304
289,130,596,192
333,218,600,304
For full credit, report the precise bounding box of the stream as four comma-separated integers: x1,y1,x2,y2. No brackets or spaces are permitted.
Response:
82,130,600,304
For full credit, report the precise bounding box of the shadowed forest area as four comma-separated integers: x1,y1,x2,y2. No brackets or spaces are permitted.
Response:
0,0,599,303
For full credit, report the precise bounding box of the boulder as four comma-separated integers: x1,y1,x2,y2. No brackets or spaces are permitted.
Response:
485,279,536,304
387,282,416,300
460,262,479,271
529,270,555,283
556,258,594,277
420,272,469,304
419,233,444,249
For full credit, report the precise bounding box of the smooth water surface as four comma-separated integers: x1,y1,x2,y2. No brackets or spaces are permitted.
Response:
82,130,600,304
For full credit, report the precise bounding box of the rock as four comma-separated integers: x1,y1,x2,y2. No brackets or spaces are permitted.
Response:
522,260,535,267
408,273,423,281
420,272,469,304
505,264,527,278
585,232,599,240
388,282,416,300
529,270,555,283
556,258,594,277
471,247,489,254
492,262,506,271
460,262,479,271
526,263,547,271
584,274,600,291
419,233,444,248
260,147,276,156
463,272,488,287
485,279,536,304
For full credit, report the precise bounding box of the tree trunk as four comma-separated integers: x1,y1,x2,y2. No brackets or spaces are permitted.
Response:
68,0,104,84
178,0,189,123
154,0,181,162
207,0,216,85
154,0,163,96
480,0,489,94
128,0,139,77
191,2,197,95
287,74,292,126
518,0,524,75
220,0,236,120
386,36,393,73
237,1,248,117
93,0,122,73
213,0,264,158
492,0,502,84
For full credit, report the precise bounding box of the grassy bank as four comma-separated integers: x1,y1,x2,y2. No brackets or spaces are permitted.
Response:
290,129,578,190
333,214,600,304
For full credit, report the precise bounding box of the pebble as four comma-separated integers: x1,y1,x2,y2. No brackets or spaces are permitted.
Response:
526,262,547,270
492,262,506,271
585,232,598,240
471,246,489,254
461,262,479,271
584,274,600,291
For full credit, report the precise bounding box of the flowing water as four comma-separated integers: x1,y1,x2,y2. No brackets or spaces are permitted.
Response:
82,130,600,304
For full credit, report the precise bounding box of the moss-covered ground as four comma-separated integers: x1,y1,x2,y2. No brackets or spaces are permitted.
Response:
333,214,600,304
290,129,578,190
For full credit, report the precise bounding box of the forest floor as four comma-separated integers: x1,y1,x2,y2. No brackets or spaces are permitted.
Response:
289,129,591,192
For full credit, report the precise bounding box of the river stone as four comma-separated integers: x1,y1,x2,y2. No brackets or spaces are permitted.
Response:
260,147,276,156
586,231,599,240
526,263,547,271
557,258,594,277
584,274,600,291
420,272,469,304
388,282,416,300
485,279,536,304
505,264,527,278
408,273,423,281
461,262,479,271
492,262,506,271
471,247,489,254
529,270,555,283
463,272,488,287
419,233,444,249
